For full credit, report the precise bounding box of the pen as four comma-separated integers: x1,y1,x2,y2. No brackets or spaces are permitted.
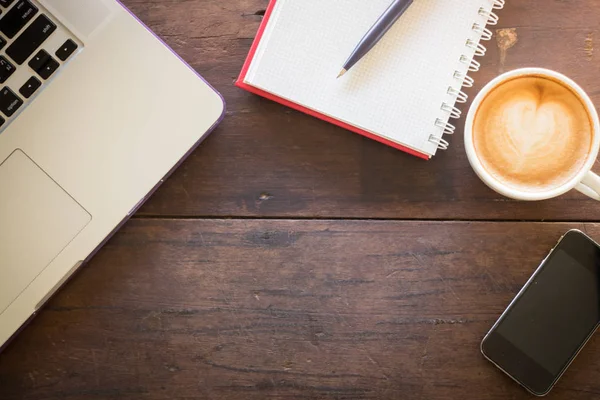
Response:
338,0,414,78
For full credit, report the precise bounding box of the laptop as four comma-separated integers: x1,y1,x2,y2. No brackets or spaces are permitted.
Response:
0,0,225,349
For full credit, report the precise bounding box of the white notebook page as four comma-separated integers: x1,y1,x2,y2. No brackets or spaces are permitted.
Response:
245,0,495,156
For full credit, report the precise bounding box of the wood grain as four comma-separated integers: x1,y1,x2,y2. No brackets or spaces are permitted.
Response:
1,220,599,399
2,2,600,400
118,0,600,220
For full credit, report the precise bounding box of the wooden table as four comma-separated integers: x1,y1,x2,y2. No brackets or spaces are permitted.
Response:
1,1,600,399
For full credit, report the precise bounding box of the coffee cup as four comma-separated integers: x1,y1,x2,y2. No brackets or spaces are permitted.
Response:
465,68,600,201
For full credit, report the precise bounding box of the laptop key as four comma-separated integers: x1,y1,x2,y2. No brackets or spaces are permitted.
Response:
0,0,15,7
0,56,15,83
36,55,58,79
19,76,40,98
55,39,77,61
0,115,5,127
6,14,56,65
28,48,48,71
0,0,38,39
0,36,6,51
0,87,22,117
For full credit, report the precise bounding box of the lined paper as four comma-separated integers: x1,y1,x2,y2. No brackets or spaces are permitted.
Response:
245,0,495,156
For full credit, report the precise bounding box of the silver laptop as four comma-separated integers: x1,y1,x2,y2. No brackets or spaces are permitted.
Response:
0,0,225,349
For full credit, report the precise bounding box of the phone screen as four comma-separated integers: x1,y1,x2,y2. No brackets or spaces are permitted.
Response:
496,249,599,374
482,231,600,395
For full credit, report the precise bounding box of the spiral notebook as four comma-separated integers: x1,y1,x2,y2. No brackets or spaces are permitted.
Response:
236,0,505,159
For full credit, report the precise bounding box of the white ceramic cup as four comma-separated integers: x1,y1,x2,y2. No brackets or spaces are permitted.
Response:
465,68,600,201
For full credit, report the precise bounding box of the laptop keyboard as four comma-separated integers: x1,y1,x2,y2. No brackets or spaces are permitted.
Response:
0,0,81,131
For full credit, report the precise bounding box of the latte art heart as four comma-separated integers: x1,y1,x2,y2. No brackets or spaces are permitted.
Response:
473,77,593,192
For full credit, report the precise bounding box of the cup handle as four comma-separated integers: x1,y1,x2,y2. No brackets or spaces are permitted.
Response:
576,171,600,200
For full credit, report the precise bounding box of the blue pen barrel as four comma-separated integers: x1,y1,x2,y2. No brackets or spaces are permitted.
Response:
342,0,415,73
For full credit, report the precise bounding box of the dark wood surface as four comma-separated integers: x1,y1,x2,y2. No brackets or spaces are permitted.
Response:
2,221,600,400
2,1,600,399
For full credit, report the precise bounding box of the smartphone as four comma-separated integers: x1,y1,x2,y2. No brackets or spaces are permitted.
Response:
481,230,600,396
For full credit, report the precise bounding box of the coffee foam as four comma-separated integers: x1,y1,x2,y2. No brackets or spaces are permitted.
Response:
473,76,593,192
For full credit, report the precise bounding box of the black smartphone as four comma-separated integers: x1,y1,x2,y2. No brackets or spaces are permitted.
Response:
481,230,600,396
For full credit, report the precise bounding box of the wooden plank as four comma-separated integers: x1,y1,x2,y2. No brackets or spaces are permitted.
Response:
1,219,599,399
115,0,600,220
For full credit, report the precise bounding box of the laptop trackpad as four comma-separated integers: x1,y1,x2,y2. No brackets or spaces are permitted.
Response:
0,150,91,314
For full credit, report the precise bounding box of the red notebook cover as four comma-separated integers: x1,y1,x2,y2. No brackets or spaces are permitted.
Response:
235,0,429,160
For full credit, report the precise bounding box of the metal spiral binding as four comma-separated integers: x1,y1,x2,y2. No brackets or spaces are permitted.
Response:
453,71,474,88
435,118,456,135
440,104,461,120
429,137,450,151
447,87,468,104
472,23,493,40
460,55,481,72
466,39,487,57
429,0,505,151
